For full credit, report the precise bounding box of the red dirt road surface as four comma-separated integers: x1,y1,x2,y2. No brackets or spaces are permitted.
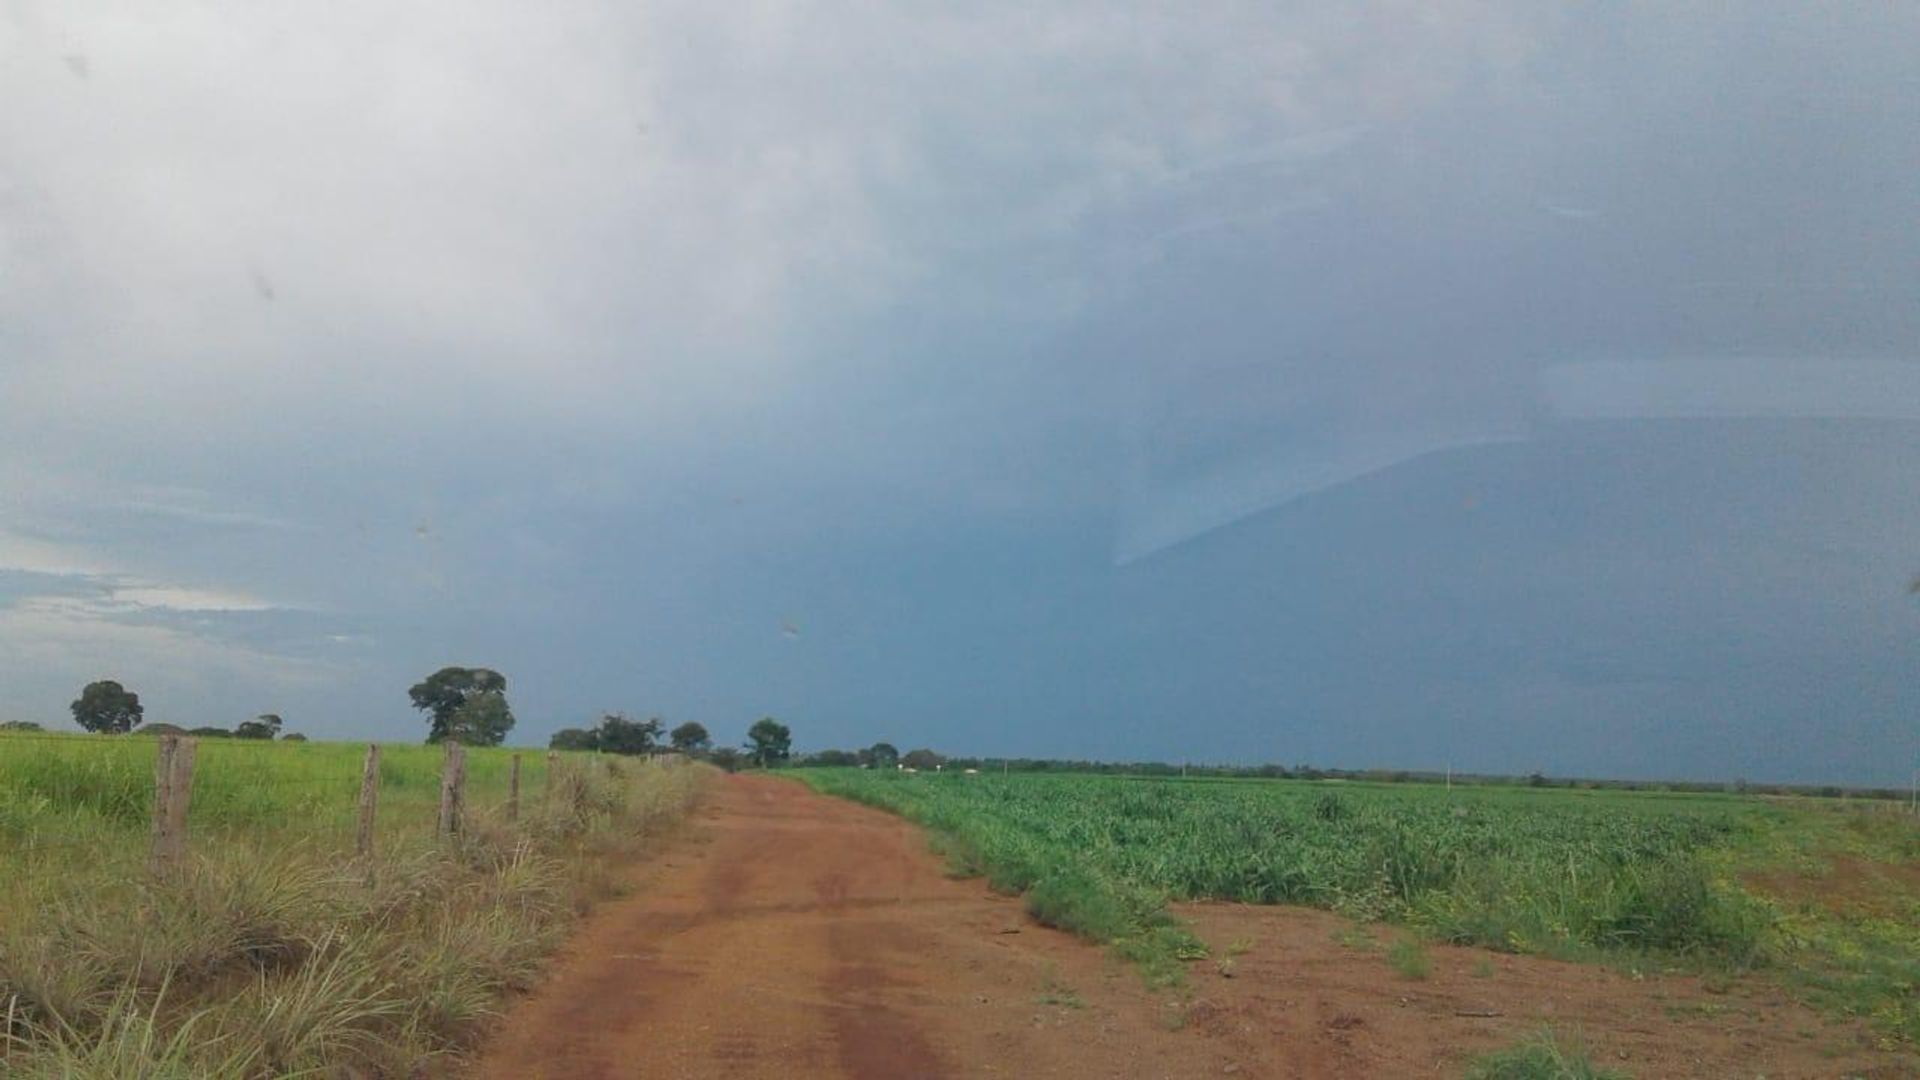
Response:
472,774,1904,1079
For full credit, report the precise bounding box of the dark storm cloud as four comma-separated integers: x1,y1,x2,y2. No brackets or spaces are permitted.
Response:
2,1,1916,780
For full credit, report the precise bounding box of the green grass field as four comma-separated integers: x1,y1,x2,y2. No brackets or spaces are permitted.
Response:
797,768,1920,1042
0,732,550,860
0,731,707,1077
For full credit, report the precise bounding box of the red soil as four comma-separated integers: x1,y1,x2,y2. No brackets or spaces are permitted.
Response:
470,773,1908,1079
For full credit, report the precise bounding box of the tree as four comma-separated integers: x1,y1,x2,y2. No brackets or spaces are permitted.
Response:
408,667,513,745
0,720,43,732
281,732,308,742
138,722,188,736
550,727,598,751
863,742,900,769
670,721,711,754
707,747,742,772
807,748,859,766
445,691,514,747
71,680,143,734
234,713,282,740
902,748,946,771
745,717,791,768
189,726,232,738
595,713,662,755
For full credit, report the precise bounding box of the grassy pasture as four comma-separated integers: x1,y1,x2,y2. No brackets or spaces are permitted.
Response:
797,768,1920,1042
0,731,706,1077
0,732,549,861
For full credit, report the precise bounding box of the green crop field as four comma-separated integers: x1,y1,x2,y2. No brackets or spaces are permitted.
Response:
797,768,1920,1041
0,731,707,1077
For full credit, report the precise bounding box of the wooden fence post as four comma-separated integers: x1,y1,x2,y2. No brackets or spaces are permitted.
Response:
507,753,521,824
437,741,466,838
148,735,197,875
356,744,381,858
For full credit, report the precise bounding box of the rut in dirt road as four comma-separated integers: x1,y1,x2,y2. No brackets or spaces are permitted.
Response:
471,773,1228,1080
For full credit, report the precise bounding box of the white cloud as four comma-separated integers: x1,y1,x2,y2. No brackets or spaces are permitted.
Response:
0,595,339,725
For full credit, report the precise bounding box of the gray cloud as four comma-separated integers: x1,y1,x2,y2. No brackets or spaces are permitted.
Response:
3,1,1917,780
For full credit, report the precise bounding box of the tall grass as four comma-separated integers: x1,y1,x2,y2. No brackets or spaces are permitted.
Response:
0,733,707,1076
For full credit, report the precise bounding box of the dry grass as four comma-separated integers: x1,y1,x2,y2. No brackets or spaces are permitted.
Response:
0,741,707,1077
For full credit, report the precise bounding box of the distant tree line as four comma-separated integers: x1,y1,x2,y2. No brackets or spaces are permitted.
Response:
544,715,793,772
17,673,1909,801
28,679,311,740
784,748,1914,802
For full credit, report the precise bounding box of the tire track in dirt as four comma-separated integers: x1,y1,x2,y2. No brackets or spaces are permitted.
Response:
471,773,1910,1079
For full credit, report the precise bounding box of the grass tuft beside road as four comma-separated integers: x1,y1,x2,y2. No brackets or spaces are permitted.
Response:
1463,1028,1625,1079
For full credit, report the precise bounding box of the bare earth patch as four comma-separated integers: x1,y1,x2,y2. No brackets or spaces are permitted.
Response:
1743,854,1920,919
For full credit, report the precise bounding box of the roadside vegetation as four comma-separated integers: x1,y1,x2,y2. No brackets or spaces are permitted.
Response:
800,771,1768,961
1463,1028,1624,1080
797,768,1920,1045
0,732,708,1076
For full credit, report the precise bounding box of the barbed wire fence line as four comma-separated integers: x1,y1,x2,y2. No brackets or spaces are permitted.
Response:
0,735,631,872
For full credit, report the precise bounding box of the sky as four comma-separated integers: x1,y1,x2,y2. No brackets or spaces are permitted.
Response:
2,1,1918,784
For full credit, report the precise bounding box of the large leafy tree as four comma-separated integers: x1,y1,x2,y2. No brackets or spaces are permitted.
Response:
595,713,662,755
863,742,900,769
669,721,711,754
549,727,597,751
745,717,791,768
547,713,664,755
409,667,513,745
446,691,514,747
234,713,282,740
901,748,946,771
71,680,143,734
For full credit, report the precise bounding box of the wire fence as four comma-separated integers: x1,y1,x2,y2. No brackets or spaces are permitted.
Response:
0,733,580,869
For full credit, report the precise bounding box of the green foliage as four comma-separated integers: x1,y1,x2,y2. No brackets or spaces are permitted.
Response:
547,715,664,755
795,769,1206,982
1388,935,1432,979
745,718,791,768
445,693,512,747
669,721,710,754
593,713,662,755
549,727,596,751
1721,800,1920,1044
1,720,45,732
407,667,512,745
864,742,899,769
186,727,230,738
0,733,708,1075
901,748,946,771
69,681,142,735
231,715,281,741
796,770,1773,967
1463,1028,1625,1079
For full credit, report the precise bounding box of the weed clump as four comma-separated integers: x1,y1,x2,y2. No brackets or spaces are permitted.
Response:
1463,1028,1626,1079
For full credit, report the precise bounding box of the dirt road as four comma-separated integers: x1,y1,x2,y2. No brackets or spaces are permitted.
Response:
473,774,1902,1079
